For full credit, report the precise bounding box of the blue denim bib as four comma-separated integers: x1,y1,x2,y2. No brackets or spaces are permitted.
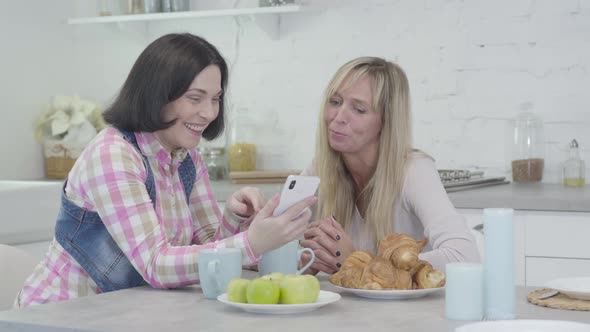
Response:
55,130,195,293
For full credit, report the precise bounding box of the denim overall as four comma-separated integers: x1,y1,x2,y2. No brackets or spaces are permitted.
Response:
55,130,195,293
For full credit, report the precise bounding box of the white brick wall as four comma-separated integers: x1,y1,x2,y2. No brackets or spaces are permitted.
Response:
1,0,589,182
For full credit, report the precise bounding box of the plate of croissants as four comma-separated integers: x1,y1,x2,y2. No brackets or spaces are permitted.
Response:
329,233,445,300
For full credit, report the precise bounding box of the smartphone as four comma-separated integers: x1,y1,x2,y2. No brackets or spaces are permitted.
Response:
272,175,320,217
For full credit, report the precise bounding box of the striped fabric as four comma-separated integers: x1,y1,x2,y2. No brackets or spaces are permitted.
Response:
17,127,259,307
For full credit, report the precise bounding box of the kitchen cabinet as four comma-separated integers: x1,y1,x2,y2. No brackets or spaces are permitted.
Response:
526,257,590,286
458,208,590,287
524,211,590,286
67,5,304,39
0,181,61,261
525,211,590,259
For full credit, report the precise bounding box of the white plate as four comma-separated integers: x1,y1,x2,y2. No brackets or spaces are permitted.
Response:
544,277,590,300
217,290,341,314
333,285,444,300
455,319,590,332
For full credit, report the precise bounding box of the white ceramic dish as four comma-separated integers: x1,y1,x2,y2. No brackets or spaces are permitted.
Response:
455,319,590,332
333,285,444,300
544,277,590,300
217,290,341,314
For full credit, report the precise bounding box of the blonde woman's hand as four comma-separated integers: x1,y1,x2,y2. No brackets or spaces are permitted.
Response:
301,216,355,274
247,193,317,257
300,251,338,275
227,187,266,218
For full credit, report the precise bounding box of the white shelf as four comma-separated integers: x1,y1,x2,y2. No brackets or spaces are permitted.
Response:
67,5,302,25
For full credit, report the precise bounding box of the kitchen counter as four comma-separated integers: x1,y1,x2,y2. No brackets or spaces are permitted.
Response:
1,271,589,332
2,180,588,249
209,180,590,212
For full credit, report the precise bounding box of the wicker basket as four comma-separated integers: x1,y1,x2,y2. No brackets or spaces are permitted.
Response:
45,156,76,179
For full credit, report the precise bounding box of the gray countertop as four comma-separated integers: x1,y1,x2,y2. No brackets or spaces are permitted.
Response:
209,181,590,212
1,271,589,332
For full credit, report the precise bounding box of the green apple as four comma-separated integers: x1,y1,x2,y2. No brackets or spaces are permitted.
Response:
246,278,280,304
303,274,321,303
279,274,321,304
260,272,285,286
226,278,250,303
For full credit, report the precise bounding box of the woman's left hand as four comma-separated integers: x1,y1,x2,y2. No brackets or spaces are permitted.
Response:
301,216,355,273
227,187,266,218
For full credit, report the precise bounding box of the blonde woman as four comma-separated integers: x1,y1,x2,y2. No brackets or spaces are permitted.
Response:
300,57,480,275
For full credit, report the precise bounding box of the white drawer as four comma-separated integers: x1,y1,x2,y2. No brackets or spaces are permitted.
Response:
525,257,590,287
525,212,590,259
0,181,61,245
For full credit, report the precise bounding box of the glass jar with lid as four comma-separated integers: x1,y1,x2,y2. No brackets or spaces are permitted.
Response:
228,108,257,172
199,147,228,181
511,112,545,182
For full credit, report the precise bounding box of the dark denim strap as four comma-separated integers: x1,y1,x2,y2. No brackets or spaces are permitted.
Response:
178,154,196,204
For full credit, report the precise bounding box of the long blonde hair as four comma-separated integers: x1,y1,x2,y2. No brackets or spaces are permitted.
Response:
314,57,413,247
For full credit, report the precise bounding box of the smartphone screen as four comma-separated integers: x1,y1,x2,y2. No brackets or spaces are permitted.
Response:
272,175,320,217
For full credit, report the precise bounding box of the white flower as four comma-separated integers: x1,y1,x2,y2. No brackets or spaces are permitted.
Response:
35,95,106,145
48,110,70,136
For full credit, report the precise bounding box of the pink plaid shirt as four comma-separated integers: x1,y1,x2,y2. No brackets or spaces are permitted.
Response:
17,127,259,307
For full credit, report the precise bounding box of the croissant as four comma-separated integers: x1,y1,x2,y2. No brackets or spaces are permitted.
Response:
410,260,446,289
342,251,373,270
329,251,373,288
330,234,445,291
377,233,427,271
360,256,412,290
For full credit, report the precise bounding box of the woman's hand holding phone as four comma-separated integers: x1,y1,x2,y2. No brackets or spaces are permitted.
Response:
247,193,317,257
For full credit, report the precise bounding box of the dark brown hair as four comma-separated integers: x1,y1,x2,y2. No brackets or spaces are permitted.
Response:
103,33,228,140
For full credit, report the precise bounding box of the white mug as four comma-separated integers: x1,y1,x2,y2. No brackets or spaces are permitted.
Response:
198,248,242,299
259,240,315,276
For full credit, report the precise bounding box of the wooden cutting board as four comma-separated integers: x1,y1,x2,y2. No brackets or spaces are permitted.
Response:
229,170,301,184
229,170,301,180
230,178,287,184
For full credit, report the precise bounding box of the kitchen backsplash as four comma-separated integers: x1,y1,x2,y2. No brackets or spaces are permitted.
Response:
1,0,589,182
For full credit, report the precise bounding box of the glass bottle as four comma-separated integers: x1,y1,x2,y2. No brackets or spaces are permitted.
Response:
511,112,545,182
171,0,190,11
199,147,228,181
98,0,113,16
563,139,586,187
98,0,126,16
228,108,257,172
161,0,173,12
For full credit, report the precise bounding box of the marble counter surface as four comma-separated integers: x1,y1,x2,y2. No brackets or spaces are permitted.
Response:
209,180,590,212
447,182,590,212
1,271,589,332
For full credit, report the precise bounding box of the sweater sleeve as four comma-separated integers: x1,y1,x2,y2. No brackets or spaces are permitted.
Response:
402,156,481,270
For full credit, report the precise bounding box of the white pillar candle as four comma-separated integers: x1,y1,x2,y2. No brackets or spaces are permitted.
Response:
445,263,484,321
483,208,516,320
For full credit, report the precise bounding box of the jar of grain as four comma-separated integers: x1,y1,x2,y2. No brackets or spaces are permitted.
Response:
228,108,257,172
511,112,545,182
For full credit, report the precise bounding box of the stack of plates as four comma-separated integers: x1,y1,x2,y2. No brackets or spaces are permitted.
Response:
438,169,509,192
444,176,509,192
